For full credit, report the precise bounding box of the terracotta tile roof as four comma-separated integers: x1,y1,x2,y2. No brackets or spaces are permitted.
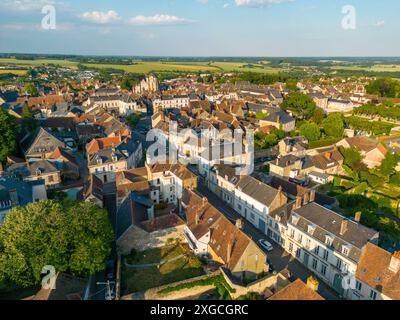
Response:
86,136,122,154
268,279,324,300
356,242,400,300
140,214,185,233
50,147,78,165
182,189,254,271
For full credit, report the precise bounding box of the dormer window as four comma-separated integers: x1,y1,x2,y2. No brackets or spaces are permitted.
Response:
342,245,351,256
36,169,42,176
291,215,299,225
325,235,334,246
307,224,316,235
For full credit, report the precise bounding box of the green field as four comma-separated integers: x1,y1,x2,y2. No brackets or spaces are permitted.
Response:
0,58,282,74
0,69,27,75
0,58,78,67
329,64,400,73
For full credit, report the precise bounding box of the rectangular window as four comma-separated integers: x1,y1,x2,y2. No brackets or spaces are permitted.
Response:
306,239,311,249
356,281,362,291
289,242,293,253
312,258,318,270
323,250,329,261
297,234,303,244
370,290,377,300
321,264,327,276
314,246,320,256
296,248,301,259
336,258,342,270
290,229,295,238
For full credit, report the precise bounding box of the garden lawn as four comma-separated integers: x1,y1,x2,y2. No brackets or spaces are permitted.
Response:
121,245,205,294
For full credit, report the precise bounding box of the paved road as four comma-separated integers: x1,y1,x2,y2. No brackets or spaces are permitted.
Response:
196,183,340,300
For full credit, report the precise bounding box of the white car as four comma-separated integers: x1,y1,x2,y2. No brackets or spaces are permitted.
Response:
258,239,273,252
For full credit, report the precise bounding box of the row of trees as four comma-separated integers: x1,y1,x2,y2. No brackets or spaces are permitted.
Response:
354,102,400,121
0,200,114,287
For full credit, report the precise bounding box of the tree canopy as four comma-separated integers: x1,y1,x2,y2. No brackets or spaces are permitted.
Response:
299,122,321,141
0,200,114,287
366,78,400,98
322,113,344,138
21,104,38,132
24,83,39,97
281,92,316,119
0,108,17,162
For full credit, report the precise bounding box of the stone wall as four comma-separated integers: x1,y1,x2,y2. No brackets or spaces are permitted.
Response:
121,272,220,300
221,269,290,299
117,224,186,255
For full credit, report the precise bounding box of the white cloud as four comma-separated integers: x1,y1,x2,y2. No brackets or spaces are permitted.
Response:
223,3,230,8
128,14,194,26
374,20,385,27
81,10,121,24
235,0,293,7
0,0,58,11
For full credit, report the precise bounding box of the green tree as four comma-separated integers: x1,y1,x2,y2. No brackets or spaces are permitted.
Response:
322,113,344,138
21,104,38,132
299,122,321,141
0,108,17,162
24,83,39,97
126,112,141,128
0,200,114,287
311,107,325,124
366,78,399,98
281,92,317,119
340,147,362,170
379,152,399,176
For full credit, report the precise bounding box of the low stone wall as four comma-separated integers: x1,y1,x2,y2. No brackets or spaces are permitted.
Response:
221,269,290,299
122,272,220,300
117,224,186,255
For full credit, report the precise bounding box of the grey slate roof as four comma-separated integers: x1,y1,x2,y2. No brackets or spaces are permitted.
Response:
291,202,379,263
236,175,280,207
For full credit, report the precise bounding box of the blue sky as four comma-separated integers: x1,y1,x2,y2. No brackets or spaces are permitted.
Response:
0,0,399,56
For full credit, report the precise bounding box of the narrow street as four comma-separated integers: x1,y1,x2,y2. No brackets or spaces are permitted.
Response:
196,183,341,300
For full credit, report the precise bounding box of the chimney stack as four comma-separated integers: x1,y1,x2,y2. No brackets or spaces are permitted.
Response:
303,192,310,205
202,197,208,207
195,213,199,225
340,219,348,236
389,252,400,273
354,211,362,223
325,152,332,160
307,276,319,292
309,190,316,203
236,219,243,230
294,196,302,210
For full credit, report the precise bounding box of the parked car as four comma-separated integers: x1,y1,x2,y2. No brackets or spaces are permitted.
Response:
258,239,273,252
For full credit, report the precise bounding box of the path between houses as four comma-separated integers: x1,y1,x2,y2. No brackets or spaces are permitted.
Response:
124,254,185,269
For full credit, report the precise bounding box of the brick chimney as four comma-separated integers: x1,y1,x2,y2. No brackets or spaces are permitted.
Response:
354,211,362,223
236,219,243,230
294,196,302,210
303,192,309,206
309,189,316,203
324,152,332,160
340,219,348,236
202,197,208,207
195,213,199,225
389,251,400,273
307,276,319,292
